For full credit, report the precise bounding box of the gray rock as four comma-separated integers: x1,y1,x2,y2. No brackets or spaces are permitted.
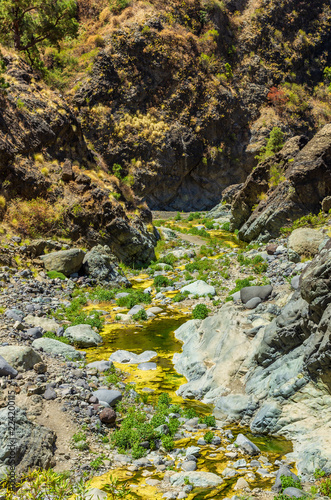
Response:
240,285,273,304
181,280,216,297
137,362,157,370
26,328,43,339
0,407,56,474
0,355,18,378
245,297,262,309
24,315,59,333
161,228,178,240
92,389,122,407
234,434,260,456
288,249,301,263
186,446,200,457
44,387,57,400
0,346,42,371
282,488,306,498
291,275,300,290
86,360,112,372
109,350,157,364
32,338,84,360
40,248,85,276
233,459,247,468
232,291,241,303
128,305,144,316
182,461,197,471
83,245,130,286
84,487,107,500
64,324,103,347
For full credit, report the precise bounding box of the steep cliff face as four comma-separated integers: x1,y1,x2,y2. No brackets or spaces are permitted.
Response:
230,124,331,242
173,241,331,475
0,53,156,265
70,0,331,210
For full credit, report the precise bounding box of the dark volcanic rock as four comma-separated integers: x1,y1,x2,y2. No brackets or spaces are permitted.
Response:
230,126,331,242
82,244,130,286
0,407,56,475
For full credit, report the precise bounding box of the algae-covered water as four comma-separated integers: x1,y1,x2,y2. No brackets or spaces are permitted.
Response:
83,237,293,499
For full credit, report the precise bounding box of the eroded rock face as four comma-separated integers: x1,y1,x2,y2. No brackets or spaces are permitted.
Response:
174,244,331,474
230,126,331,242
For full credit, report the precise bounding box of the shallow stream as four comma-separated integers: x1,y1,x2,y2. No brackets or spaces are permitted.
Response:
83,231,292,499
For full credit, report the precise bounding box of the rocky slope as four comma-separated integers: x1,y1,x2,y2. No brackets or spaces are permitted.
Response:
229,124,331,242
0,52,156,265
68,0,331,210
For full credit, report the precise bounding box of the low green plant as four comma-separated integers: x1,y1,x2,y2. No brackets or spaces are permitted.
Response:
153,275,173,287
173,291,190,302
104,475,132,500
43,331,70,344
204,431,214,443
256,126,284,161
192,303,209,319
116,290,152,308
221,222,230,231
175,211,181,221
132,309,148,321
46,270,67,280
161,434,175,451
90,455,105,471
199,415,216,427
280,475,302,490
157,253,178,265
314,469,326,479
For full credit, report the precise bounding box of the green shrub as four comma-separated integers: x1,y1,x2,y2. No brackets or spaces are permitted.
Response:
204,221,214,230
175,212,181,221
199,415,216,427
185,259,215,272
109,0,131,13
173,291,190,302
132,309,148,321
192,304,209,319
153,275,173,287
116,290,152,308
257,126,284,160
314,469,326,480
319,477,331,497
161,435,174,451
157,253,177,265
221,222,230,231
46,271,67,280
188,227,211,238
182,407,197,418
204,431,214,444
280,475,302,490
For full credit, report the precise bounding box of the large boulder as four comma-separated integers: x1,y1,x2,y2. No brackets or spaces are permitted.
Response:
0,346,42,371
240,285,273,304
0,355,18,378
92,389,122,407
0,407,56,475
234,433,260,456
32,338,84,360
82,245,130,286
288,228,325,258
180,280,216,297
40,248,85,276
64,324,103,347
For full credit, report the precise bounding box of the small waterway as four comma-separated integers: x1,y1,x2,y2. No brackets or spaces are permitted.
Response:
82,230,293,499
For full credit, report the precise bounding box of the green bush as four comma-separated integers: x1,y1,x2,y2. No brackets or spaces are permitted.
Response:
173,291,190,302
221,222,230,231
280,475,302,490
116,290,152,308
199,415,216,427
109,0,131,13
257,126,284,160
192,304,209,319
153,275,173,287
157,253,177,265
132,309,148,321
188,227,211,238
185,259,215,272
204,431,214,444
175,212,181,221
